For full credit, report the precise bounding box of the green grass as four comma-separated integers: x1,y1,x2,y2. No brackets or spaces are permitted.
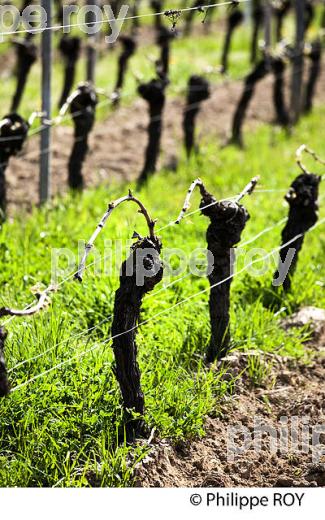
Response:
0,102,324,486
0,1,324,487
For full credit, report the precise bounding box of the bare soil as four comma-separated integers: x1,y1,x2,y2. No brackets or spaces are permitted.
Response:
5,59,325,213
135,320,325,488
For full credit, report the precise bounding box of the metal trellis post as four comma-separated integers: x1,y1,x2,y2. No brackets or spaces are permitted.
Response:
40,0,52,204
290,0,306,124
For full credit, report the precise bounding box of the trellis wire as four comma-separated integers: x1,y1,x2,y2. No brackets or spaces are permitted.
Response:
8,314,114,373
10,216,325,393
6,199,299,373
0,1,252,39
4,184,324,330
0,45,315,148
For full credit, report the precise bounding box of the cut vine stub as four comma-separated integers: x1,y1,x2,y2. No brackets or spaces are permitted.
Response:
137,78,168,186
0,328,9,397
183,75,210,158
112,236,163,439
200,192,250,362
0,113,29,217
273,172,321,292
68,84,98,190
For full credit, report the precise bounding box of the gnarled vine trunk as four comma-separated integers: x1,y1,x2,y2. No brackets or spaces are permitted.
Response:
303,39,322,114
58,36,81,109
200,189,250,362
150,0,163,33
221,9,244,74
137,78,167,186
113,35,137,107
112,236,163,438
274,172,321,291
230,59,269,147
156,26,174,79
68,84,98,190
11,39,37,112
274,0,291,42
251,1,264,63
182,75,210,158
272,56,289,126
0,114,29,217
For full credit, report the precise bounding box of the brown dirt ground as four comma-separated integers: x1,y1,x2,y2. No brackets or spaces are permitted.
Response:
135,321,325,488
5,58,325,213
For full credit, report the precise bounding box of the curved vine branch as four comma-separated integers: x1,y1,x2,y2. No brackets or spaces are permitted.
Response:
296,144,325,175
175,176,259,224
175,178,209,224
0,286,54,318
234,175,260,203
75,191,157,282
